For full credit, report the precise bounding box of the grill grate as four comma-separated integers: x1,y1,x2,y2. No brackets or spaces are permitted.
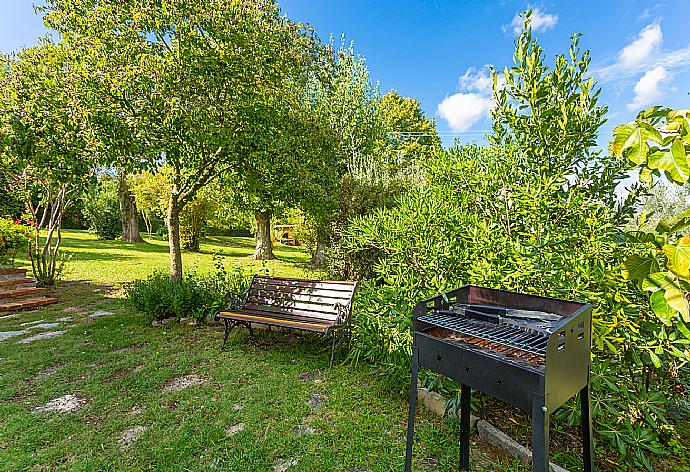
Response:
418,313,548,356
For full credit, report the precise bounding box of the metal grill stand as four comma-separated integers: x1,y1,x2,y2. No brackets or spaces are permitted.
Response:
403,286,594,472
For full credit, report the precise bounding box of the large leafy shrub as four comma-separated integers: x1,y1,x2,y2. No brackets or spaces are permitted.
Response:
82,176,121,240
344,15,688,470
0,218,34,267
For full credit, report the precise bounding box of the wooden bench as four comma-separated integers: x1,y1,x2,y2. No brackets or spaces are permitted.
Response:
215,276,357,368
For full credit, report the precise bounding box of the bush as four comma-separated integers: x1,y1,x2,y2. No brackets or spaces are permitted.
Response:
82,176,121,240
0,218,34,267
125,257,253,321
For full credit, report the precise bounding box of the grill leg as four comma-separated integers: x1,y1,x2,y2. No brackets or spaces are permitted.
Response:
404,347,419,472
460,384,471,470
532,394,549,472
581,367,594,472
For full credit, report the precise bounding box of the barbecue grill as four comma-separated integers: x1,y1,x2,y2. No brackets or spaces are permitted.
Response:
404,285,593,472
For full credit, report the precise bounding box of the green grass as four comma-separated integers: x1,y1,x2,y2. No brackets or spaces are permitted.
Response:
0,230,517,471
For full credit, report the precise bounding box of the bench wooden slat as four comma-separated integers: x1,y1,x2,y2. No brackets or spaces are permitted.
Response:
220,308,337,325
246,295,342,316
219,312,329,332
251,283,354,300
242,303,340,322
248,290,349,305
253,276,356,292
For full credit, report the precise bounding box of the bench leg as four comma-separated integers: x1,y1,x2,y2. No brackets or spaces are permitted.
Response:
244,322,254,337
221,319,235,351
329,334,338,370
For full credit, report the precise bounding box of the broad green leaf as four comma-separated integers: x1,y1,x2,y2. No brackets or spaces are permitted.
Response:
641,271,673,293
639,166,655,183
621,254,658,282
646,138,689,183
663,237,690,279
650,290,675,326
648,350,662,368
657,208,690,234
610,124,648,164
678,321,690,341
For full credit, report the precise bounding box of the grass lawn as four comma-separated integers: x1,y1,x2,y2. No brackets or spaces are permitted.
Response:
0,230,524,471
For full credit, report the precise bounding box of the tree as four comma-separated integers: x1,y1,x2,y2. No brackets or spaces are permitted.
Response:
117,170,145,243
0,42,95,285
44,0,323,280
300,43,440,270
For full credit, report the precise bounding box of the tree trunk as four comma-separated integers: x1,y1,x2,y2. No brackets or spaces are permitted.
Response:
252,210,275,260
312,238,327,267
118,171,145,243
168,192,184,282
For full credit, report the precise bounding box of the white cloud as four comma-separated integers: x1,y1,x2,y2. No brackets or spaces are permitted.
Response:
627,66,674,110
437,66,505,132
618,23,663,69
458,66,498,94
437,93,494,132
509,7,558,35
595,23,690,84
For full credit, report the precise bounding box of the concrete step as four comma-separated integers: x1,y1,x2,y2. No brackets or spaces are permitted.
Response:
0,287,49,302
0,296,58,313
0,278,37,292
0,268,28,281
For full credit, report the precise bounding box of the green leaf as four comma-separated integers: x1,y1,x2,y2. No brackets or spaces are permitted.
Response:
650,290,675,326
663,237,690,279
642,271,672,293
657,208,690,234
648,350,662,368
622,254,658,282
610,124,648,164
646,138,690,183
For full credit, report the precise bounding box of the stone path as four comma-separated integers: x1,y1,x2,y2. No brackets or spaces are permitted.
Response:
119,426,147,449
0,330,28,342
225,423,245,437
18,330,67,344
31,394,87,414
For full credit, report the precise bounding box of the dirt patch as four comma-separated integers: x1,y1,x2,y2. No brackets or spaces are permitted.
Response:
80,413,106,427
31,394,87,414
128,405,145,416
63,307,89,313
29,366,60,382
299,371,323,382
106,365,146,383
307,392,328,408
18,331,67,344
292,424,317,436
162,375,207,393
119,425,146,449
114,343,146,354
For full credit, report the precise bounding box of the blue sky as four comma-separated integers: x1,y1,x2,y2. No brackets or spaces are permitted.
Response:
3,1,689,147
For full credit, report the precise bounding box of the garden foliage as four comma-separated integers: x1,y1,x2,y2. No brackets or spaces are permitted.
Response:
82,175,122,240
343,16,687,470
125,257,254,322
0,218,34,267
